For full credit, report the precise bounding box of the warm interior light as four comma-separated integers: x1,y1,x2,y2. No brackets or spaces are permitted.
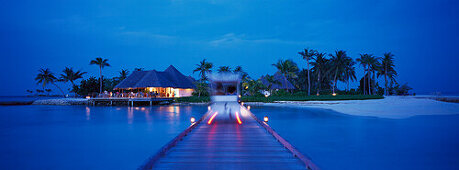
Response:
190,117,196,123
85,96,91,99
332,93,337,96
264,94,269,97
235,112,242,124
263,116,269,122
238,95,241,98
207,112,218,125
241,102,244,106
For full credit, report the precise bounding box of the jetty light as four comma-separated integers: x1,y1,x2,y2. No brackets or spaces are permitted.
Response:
263,116,269,122
190,117,196,123
332,93,337,96
86,96,91,99
247,106,251,110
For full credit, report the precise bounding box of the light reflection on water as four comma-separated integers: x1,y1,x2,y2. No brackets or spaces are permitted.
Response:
0,105,206,170
250,105,459,170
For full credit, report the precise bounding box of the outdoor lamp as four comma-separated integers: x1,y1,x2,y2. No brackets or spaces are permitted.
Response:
190,117,196,123
332,93,337,96
86,96,91,99
247,106,251,110
263,116,269,122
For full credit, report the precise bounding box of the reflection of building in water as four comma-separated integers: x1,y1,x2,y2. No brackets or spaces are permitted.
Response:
209,73,241,102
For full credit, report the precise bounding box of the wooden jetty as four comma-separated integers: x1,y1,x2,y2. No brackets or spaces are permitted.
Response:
139,103,319,170
88,97,173,106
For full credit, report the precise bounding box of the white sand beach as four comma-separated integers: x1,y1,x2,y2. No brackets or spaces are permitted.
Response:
254,96,459,119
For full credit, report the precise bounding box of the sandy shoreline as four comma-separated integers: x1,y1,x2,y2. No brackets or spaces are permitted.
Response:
247,96,459,119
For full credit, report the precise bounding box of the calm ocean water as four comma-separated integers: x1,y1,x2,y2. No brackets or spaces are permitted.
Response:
0,105,206,170
0,104,458,170
250,106,459,170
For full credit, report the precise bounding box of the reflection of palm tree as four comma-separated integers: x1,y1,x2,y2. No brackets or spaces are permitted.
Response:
60,67,86,95
378,52,397,95
90,57,110,94
329,50,348,94
217,66,231,73
272,59,298,90
298,48,316,95
118,69,129,81
311,53,328,95
193,59,213,82
35,68,65,96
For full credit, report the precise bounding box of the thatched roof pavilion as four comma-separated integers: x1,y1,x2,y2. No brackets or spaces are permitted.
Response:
260,72,296,90
114,65,195,97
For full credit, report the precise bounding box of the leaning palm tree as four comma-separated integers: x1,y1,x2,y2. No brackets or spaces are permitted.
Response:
329,50,348,95
90,57,110,94
298,48,317,95
35,68,65,96
217,66,231,73
378,52,397,95
60,67,86,88
311,52,328,95
118,69,129,81
193,59,213,82
272,59,299,90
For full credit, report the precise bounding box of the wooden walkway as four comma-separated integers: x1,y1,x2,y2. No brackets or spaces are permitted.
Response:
88,97,173,106
139,103,318,170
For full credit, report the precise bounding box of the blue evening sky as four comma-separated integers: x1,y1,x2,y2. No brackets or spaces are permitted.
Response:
1,0,458,95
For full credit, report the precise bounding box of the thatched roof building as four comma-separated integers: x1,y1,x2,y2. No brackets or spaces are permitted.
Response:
114,65,195,97
260,72,295,90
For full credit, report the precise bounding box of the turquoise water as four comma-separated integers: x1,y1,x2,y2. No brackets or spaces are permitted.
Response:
0,105,206,169
1,104,458,170
250,106,459,170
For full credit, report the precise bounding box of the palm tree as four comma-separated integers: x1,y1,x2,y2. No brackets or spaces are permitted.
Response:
378,52,397,95
272,59,299,90
35,68,65,96
311,52,328,95
343,58,357,91
329,50,349,95
134,68,144,71
90,57,110,94
193,59,213,82
264,75,281,94
118,69,129,81
60,67,86,90
217,66,231,73
298,48,317,95
367,55,381,95
356,54,370,95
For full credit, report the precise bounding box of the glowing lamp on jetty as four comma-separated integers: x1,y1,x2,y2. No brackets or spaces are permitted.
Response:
190,117,196,123
263,116,269,122
332,93,337,96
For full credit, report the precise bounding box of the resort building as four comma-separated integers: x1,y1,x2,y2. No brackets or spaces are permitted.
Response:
113,65,195,98
260,72,296,90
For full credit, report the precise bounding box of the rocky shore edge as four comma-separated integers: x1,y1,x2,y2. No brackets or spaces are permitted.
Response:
32,98,88,105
